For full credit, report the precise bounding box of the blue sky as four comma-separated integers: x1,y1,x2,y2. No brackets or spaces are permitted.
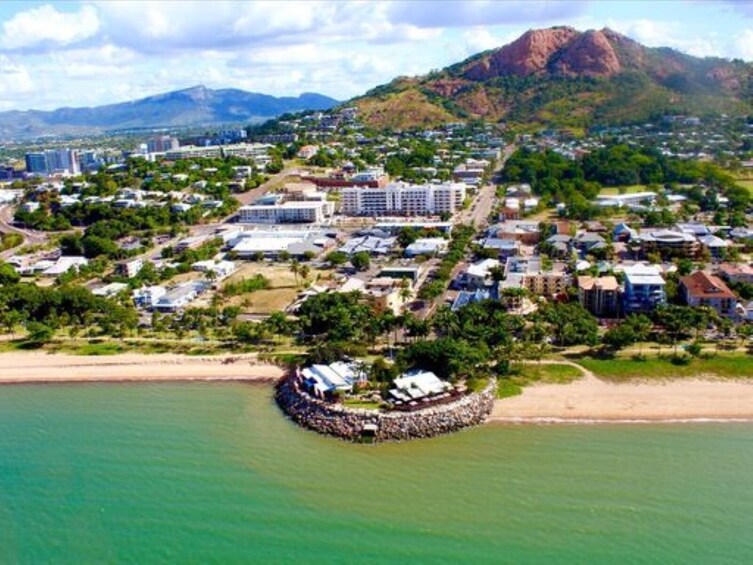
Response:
0,1,752,111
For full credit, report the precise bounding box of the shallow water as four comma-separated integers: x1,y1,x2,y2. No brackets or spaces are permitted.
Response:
0,382,751,563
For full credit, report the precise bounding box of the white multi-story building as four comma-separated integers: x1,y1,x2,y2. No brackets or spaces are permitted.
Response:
341,182,466,216
238,201,333,224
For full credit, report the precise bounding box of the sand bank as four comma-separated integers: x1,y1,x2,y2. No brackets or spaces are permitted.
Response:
491,371,753,423
0,352,285,384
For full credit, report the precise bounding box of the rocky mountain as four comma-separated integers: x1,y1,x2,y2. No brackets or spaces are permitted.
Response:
0,86,338,139
353,26,753,131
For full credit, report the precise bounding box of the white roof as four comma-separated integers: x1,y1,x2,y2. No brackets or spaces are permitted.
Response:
301,361,363,393
466,258,500,278
392,370,448,399
622,263,666,286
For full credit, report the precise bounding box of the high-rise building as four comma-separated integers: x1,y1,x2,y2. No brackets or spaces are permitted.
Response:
25,152,49,175
146,135,179,154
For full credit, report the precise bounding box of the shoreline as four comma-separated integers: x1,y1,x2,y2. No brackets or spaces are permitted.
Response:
0,352,752,425
0,352,285,384
490,370,753,424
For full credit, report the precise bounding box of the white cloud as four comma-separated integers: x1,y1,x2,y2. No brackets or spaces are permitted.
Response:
0,55,34,106
0,4,99,50
606,19,725,58
732,28,753,59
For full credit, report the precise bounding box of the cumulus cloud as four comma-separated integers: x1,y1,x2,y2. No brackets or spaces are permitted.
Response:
0,4,99,50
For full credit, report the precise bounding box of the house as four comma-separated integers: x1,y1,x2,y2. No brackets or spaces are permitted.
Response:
480,237,520,259
578,276,620,317
191,260,237,280
492,221,540,244
621,263,666,313
154,281,207,312
697,234,729,259
451,288,493,311
116,258,144,278
717,263,753,285
573,232,607,256
454,259,501,290
42,256,88,276
363,277,411,315
404,238,448,257
339,235,396,256
680,271,737,318
92,282,129,297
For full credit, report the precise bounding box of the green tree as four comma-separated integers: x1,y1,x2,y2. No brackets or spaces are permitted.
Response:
350,251,371,272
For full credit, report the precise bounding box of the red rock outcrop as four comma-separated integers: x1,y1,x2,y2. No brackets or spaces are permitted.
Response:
464,26,579,80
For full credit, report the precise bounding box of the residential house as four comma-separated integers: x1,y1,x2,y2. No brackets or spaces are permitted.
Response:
717,263,753,285
680,271,737,318
116,258,144,279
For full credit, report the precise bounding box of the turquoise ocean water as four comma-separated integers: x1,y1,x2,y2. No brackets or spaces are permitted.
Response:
0,382,751,564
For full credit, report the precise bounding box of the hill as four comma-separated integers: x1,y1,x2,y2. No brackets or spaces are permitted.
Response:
0,86,339,139
352,26,753,131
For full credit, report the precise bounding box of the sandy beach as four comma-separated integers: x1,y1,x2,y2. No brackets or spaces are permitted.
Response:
0,352,285,384
1,352,752,422
491,368,753,423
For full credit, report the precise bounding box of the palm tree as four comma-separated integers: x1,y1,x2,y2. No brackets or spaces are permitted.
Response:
290,259,300,286
299,264,310,284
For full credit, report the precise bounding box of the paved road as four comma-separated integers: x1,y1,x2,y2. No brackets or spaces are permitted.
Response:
457,144,515,229
0,204,51,257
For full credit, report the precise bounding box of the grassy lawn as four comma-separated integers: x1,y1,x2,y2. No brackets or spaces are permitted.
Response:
341,398,383,410
223,263,312,314
497,363,583,399
735,179,753,195
579,354,753,381
598,185,652,196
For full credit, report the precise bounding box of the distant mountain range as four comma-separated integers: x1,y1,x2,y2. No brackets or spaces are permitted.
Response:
352,26,753,131
0,86,339,139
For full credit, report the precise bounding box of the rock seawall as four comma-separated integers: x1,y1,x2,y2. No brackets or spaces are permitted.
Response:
275,375,496,442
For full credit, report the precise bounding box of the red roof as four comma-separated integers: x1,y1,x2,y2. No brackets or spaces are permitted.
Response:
680,271,736,300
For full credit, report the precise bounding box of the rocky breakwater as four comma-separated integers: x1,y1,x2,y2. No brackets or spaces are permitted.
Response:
275,375,497,442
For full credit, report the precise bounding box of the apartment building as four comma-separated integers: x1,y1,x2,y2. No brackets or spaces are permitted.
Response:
578,275,621,317
340,182,466,216
501,256,571,297
637,229,700,258
622,263,667,313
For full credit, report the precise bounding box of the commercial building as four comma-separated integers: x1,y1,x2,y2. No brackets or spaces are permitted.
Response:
341,182,466,216
228,228,334,259
621,263,666,313
300,362,366,396
680,271,737,318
